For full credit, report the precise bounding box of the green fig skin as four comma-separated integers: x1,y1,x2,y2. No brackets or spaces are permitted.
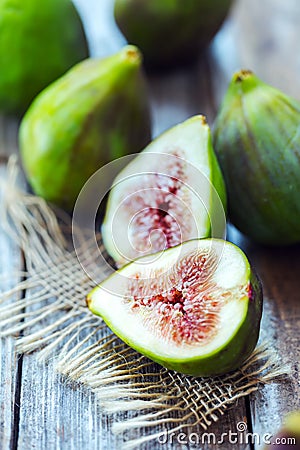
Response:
114,0,233,69
0,0,89,115
20,46,152,211
87,239,263,377
263,412,300,449
213,70,300,245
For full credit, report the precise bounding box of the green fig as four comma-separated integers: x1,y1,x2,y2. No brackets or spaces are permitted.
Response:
264,411,300,449
114,0,233,68
0,0,89,115
213,70,300,245
102,115,227,267
20,46,151,211
87,238,262,377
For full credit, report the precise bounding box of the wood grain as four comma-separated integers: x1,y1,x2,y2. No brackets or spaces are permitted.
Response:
233,0,300,100
213,0,300,442
0,117,19,159
245,241,300,447
17,358,119,450
0,164,24,450
226,225,300,446
0,0,299,448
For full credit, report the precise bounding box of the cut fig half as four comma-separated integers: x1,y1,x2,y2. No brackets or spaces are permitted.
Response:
102,115,226,267
87,239,262,377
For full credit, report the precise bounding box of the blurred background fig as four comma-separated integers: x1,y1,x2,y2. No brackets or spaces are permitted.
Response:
264,411,300,449
0,0,89,115
20,46,151,211
114,0,233,69
213,70,300,245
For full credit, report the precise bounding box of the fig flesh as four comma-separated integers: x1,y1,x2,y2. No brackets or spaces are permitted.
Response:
0,0,88,115
114,0,233,69
20,46,151,211
213,70,300,245
87,239,262,377
102,115,227,267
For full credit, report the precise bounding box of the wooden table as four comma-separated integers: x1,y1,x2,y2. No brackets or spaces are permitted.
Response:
1,0,299,449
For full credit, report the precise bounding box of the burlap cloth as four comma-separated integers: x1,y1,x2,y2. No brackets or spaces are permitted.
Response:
0,157,288,449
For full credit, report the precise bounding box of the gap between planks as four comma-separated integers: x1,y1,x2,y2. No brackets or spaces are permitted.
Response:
9,252,26,450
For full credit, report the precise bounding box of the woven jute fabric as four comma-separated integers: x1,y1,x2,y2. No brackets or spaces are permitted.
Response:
0,157,288,449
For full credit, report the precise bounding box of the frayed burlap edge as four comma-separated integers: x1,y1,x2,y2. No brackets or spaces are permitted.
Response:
0,157,290,449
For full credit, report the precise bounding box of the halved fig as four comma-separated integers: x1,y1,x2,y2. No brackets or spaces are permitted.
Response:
87,239,262,377
102,115,226,267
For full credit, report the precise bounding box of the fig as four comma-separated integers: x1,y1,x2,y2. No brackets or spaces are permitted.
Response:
87,239,262,377
114,0,233,69
102,115,227,267
213,70,300,245
0,0,88,115
264,411,300,449
20,46,151,211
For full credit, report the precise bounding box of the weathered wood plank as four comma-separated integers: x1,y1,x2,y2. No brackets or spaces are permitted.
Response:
0,163,24,450
0,117,19,158
148,53,217,138
17,357,120,450
236,235,300,448
210,0,300,107
2,0,299,448
73,0,125,58
233,0,300,100
212,0,300,441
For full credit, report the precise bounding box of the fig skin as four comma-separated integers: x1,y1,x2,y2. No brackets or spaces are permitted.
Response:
264,411,300,449
19,46,151,211
114,0,233,69
87,239,263,377
213,70,300,245
0,0,88,116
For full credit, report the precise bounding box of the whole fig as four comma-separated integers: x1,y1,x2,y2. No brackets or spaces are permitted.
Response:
0,0,88,115
20,46,151,211
213,70,300,245
114,0,233,69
